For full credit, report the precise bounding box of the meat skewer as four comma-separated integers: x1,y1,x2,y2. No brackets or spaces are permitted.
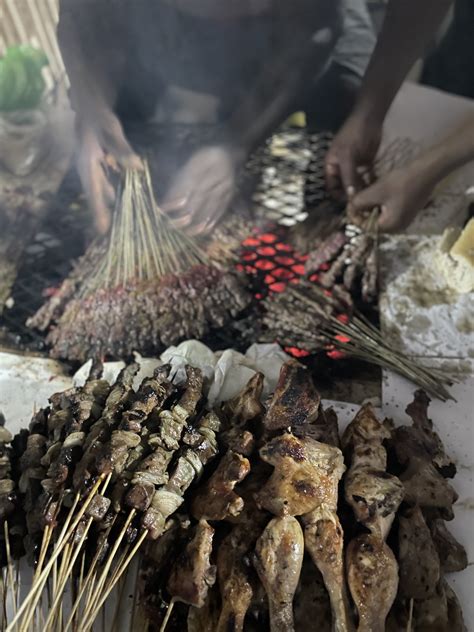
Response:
342,404,402,631
342,404,404,539
253,516,304,632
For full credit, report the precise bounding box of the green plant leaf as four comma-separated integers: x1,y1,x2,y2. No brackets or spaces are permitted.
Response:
0,45,49,112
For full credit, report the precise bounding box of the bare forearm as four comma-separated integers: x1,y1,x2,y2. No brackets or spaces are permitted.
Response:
414,114,474,182
353,0,453,124
58,0,125,114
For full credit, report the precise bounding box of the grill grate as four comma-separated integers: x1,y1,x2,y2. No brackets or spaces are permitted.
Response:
0,129,415,355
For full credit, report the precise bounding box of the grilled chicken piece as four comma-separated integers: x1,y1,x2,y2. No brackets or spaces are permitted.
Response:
412,579,467,631
216,524,257,632
192,450,250,521
167,520,216,608
221,373,265,456
428,518,467,573
256,433,345,517
294,559,332,632
303,513,354,632
400,458,457,511
253,516,304,632
392,390,456,477
343,404,403,539
346,533,398,632
263,360,320,434
398,505,440,599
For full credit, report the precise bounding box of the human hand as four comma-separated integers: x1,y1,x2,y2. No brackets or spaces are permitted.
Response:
325,113,383,201
163,144,244,236
347,160,437,232
76,107,142,234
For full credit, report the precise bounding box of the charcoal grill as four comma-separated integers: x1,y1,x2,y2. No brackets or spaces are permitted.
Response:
0,128,414,360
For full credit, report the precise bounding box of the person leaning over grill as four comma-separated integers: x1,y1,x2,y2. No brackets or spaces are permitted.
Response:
58,0,457,237
57,0,375,236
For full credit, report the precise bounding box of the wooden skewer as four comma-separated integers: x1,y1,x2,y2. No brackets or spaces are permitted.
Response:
159,598,176,632
81,529,148,631
6,474,107,631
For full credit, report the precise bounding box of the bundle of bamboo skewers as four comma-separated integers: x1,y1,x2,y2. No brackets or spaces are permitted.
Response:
262,279,453,401
27,163,251,362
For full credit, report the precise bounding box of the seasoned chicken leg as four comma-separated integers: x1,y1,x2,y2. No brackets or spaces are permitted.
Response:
346,533,398,632
304,513,354,632
253,516,304,632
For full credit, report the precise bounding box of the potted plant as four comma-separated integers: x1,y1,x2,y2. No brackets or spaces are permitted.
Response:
0,45,50,176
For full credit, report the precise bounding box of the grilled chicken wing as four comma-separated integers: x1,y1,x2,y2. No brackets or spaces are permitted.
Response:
263,360,320,435
255,433,345,517
167,520,216,608
253,516,304,632
192,450,250,521
343,404,404,539
346,533,398,632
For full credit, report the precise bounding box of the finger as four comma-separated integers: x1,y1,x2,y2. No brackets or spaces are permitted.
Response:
325,157,342,193
350,183,383,213
78,157,112,234
377,204,407,233
160,197,188,213
98,114,142,170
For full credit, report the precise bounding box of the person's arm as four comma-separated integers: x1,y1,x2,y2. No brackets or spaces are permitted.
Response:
326,0,454,196
349,113,474,231
58,0,141,233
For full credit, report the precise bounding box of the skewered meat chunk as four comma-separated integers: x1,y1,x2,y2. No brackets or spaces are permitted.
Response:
143,412,221,539
167,520,216,608
263,361,320,434
428,518,467,573
255,433,345,517
343,404,403,539
126,368,203,512
97,368,173,477
253,516,304,632
221,372,265,456
398,505,440,599
305,231,347,274
192,450,250,521
361,246,377,303
346,533,398,632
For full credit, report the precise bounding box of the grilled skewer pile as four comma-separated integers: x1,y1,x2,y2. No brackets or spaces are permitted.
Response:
0,359,467,631
134,360,467,632
27,165,251,362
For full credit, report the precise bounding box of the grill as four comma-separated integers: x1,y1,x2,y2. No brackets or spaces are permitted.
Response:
0,128,415,358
